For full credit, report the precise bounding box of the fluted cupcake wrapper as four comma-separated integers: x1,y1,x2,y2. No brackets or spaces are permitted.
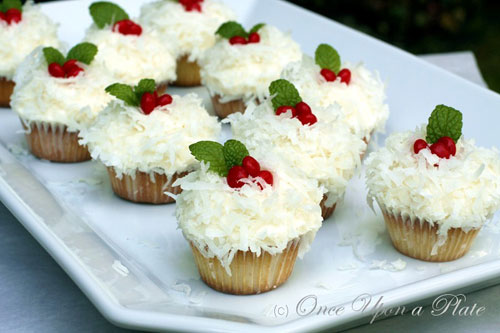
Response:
210,94,246,119
174,55,201,87
191,238,301,295
0,77,15,107
320,194,337,220
381,207,480,262
107,167,186,204
22,119,90,163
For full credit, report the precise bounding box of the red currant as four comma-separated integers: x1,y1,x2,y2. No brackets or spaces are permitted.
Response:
6,8,21,24
276,105,297,117
338,68,351,84
295,101,312,116
242,156,261,177
248,32,260,43
320,68,336,82
229,36,247,45
127,22,143,36
298,113,317,126
257,170,273,186
437,136,456,156
62,59,77,73
430,141,451,159
413,139,428,154
141,92,156,115
0,12,7,22
113,20,142,36
48,63,65,78
187,2,202,12
157,94,173,106
227,166,248,188
66,65,84,78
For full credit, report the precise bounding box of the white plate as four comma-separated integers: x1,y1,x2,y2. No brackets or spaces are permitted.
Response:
1,0,500,332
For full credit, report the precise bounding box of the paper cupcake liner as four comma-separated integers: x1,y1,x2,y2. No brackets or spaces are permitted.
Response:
320,194,337,220
0,77,15,107
211,94,246,119
191,238,301,295
156,82,168,95
22,120,90,162
174,55,201,87
381,207,480,262
107,167,186,204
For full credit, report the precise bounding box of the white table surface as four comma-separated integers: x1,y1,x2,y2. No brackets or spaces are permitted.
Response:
1,51,499,333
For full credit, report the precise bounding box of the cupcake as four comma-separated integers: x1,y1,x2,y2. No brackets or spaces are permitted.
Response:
281,44,389,143
227,79,366,219
84,1,176,89
79,79,220,204
366,105,500,262
199,21,301,118
175,139,323,294
0,0,59,107
139,0,235,87
11,43,112,162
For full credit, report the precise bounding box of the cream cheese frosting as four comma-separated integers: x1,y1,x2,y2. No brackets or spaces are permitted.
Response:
79,94,221,177
199,25,302,102
139,0,236,62
365,127,500,236
226,101,366,206
0,1,59,80
84,24,177,85
11,47,113,132
281,55,389,140
175,153,324,271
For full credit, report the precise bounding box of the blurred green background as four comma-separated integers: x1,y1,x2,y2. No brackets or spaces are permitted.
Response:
287,0,500,92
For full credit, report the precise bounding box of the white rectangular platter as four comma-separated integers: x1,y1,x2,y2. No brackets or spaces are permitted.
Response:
1,0,500,332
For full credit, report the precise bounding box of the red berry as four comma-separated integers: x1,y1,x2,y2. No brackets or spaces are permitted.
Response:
413,139,428,154
48,63,65,78
157,94,173,106
257,170,273,186
338,68,351,84
229,36,247,45
66,65,84,77
242,156,261,177
275,105,297,117
141,92,156,115
127,22,143,36
62,59,78,73
227,166,248,188
187,2,202,11
437,136,456,156
6,8,22,24
248,32,260,43
320,68,336,82
113,20,142,36
0,12,7,22
298,113,317,126
295,101,312,116
430,141,451,159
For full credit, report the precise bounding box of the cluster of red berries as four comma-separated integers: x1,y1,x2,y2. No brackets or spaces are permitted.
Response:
320,68,351,85
229,32,260,45
48,59,84,78
179,0,203,12
276,101,317,125
227,156,273,189
414,136,456,159
112,19,142,36
140,91,173,115
0,8,21,25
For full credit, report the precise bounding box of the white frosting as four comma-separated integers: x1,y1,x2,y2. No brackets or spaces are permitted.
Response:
139,0,236,61
175,155,323,271
281,55,389,140
200,25,302,102
84,24,176,85
11,47,113,132
226,101,366,206
365,127,500,236
0,1,59,80
79,94,221,177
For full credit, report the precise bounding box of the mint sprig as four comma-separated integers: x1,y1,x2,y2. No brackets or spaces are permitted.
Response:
215,21,265,39
89,1,129,29
42,43,98,66
189,140,250,177
133,79,156,100
249,23,265,34
1,0,22,12
426,105,463,143
105,78,157,107
43,47,66,66
315,44,341,74
269,79,302,110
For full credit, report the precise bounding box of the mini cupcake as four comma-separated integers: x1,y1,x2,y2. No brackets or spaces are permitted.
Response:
0,0,59,107
281,44,389,143
366,105,500,262
227,79,366,219
139,0,236,87
84,1,176,89
11,43,112,162
79,79,220,204
200,21,301,118
175,139,323,294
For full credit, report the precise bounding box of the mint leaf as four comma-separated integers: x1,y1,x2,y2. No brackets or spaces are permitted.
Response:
66,43,98,65
42,47,65,66
315,44,341,73
215,21,248,39
89,1,129,29
426,105,463,144
223,140,249,169
269,79,302,110
249,23,265,34
189,141,228,176
105,83,139,106
133,79,156,100
3,0,22,12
